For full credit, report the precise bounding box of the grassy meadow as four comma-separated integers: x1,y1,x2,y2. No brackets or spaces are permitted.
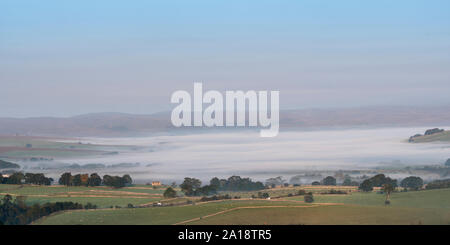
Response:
0,184,168,208
14,185,448,225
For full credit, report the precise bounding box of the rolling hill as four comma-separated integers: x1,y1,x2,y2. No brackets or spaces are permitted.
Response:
0,106,450,137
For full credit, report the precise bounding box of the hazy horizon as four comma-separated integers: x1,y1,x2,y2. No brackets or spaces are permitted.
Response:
1,104,449,119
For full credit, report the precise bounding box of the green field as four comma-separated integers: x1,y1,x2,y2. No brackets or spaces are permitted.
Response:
0,184,168,208
189,205,448,225
32,188,450,225
220,185,358,198
34,200,310,225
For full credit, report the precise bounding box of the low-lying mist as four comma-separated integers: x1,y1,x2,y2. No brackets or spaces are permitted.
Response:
22,126,450,184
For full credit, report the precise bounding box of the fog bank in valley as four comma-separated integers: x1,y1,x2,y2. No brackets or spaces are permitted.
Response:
39,126,450,183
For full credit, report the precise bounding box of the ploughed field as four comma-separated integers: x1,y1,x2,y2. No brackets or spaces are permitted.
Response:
20,185,450,225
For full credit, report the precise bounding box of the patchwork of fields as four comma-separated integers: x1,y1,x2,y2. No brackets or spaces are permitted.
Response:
1,184,444,225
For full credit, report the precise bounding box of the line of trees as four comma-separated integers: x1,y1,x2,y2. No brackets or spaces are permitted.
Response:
359,174,398,192
180,176,266,197
0,195,94,225
425,178,450,190
58,172,132,188
210,176,265,191
0,172,53,185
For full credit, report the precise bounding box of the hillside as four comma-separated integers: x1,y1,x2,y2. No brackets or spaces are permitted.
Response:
0,159,20,169
1,106,450,137
409,130,450,143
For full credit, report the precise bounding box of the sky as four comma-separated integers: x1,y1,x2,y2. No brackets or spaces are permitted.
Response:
1,0,449,117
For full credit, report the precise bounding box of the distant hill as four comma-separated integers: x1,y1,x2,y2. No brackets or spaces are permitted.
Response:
409,129,450,143
0,159,20,169
0,112,170,137
1,106,450,137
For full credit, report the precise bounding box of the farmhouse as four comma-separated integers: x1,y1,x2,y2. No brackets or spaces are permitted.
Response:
152,181,161,186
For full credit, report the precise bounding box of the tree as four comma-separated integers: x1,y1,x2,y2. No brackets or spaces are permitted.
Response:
102,175,113,186
342,177,352,186
122,174,132,185
359,174,397,192
311,181,320,186
425,179,450,190
180,177,202,196
342,177,359,186
400,176,423,190
304,194,314,203
24,173,52,185
424,128,444,135
102,175,127,188
163,187,177,198
6,172,24,184
88,173,102,186
257,192,269,199
265,176,285,187
359,179,373,192
72,174,82,186
445,158,450,167
80,174,89,186
370,174,397,187
322,176,336,186
210,177,221,189
196,185,217,196
59,172,72,186
0,195,85,225
208,176,265,192
382,183,394,205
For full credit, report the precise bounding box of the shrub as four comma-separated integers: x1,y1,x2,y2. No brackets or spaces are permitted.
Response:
321,189,347,195
84,203,97,209
163,187,177,198
258,192,269,199
304,194,314,203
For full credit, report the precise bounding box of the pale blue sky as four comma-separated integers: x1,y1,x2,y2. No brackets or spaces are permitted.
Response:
1,0,449,117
